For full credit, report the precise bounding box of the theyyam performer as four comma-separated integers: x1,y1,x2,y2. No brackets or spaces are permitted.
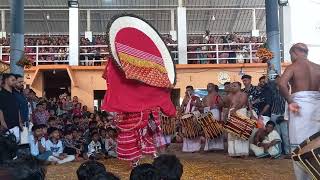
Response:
101,15,176,167
279,43,320,180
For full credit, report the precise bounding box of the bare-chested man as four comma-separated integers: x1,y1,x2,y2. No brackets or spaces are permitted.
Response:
180,86,202,153
226,82,251,157
202,83,224,151
279,43,320,180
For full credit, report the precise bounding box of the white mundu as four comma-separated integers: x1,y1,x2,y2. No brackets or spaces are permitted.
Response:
289,91,320,180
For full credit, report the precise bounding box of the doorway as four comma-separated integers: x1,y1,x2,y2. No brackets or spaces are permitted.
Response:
94,90,106,111
43,70,71,98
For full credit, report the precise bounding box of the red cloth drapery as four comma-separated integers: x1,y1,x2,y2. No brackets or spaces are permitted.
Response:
101,60,176,117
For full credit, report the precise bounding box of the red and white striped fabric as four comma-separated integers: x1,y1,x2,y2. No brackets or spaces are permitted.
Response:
116,108,162,161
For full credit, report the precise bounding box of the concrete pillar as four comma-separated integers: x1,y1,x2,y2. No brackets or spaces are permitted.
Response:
68,0,79,66
86,10,91,31
10,0,24,75
252,9,256,31
171,9,175,31
1,10,5,32
265,0,281,79
177,0,188,64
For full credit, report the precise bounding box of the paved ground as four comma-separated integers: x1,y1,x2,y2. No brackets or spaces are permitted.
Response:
46,144,295,180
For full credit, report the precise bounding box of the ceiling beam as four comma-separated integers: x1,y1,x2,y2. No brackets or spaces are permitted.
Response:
0,7,264,11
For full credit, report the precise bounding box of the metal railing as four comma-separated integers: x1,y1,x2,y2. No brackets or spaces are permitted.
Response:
0,45,110,65
0,43,264,65
167,43,264,64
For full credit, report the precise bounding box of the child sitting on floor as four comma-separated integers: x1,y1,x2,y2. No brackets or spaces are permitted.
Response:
105,127,117,158
46,127,75,164
87,131,105,160
63,130,82,161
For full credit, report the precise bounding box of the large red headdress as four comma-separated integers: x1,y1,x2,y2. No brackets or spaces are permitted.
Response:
102,15,176,116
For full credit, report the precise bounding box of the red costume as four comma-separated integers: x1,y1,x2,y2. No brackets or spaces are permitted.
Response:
102,15,176,164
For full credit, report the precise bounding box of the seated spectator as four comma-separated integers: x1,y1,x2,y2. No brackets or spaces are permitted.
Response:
45,127,75,164
38,124,48,140
104,127,117,158
83,121,98,143
63,130,83,160
250,121,282,159
99,128,107,153
77,160,106,180
47,116,58,128
130,163,161,180
32,103,50,125
153,154,183,180
72,103,83,117
87,131,105,160
29,125,52,161
82,105,91,118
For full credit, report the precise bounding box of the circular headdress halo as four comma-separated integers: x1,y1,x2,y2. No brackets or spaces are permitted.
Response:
107,14,176,88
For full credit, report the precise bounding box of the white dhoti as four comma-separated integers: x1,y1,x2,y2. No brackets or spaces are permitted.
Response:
228,108,250,156
164,135,171,144
204,108,224,151
289,91,320,180
182,138,201,152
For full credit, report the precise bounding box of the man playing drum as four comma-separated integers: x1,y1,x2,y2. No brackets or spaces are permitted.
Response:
227,82,251,157
279,43,320,180
202,83,224,151
181,86,202,153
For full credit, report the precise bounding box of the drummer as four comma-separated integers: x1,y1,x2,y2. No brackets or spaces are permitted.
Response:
180,86,202,153
202,83,224,151
227,82,251,157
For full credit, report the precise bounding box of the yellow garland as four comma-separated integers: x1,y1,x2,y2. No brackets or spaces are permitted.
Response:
118,52,167,74
256,48,273,62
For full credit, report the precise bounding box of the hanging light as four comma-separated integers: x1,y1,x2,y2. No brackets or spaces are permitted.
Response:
211,15,216,21
46,14,50,20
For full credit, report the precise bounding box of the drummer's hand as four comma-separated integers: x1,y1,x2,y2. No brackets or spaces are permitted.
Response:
230,109,236,116
289,103,300,114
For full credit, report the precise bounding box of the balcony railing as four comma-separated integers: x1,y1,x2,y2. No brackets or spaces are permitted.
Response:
0,43,264,65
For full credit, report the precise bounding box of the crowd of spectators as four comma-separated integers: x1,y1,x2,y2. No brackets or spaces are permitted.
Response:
187,31,266,64
0,32,266,65
0,35,110,64
0,72,184,180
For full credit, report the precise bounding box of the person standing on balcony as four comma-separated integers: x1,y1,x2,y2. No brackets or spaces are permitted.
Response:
219,46,229,64
180,86,202,153
187,39,198,64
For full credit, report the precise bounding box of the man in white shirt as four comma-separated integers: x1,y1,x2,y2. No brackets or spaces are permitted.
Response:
29,125,52,161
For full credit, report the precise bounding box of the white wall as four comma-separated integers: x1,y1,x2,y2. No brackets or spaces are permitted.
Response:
283,0,320,64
